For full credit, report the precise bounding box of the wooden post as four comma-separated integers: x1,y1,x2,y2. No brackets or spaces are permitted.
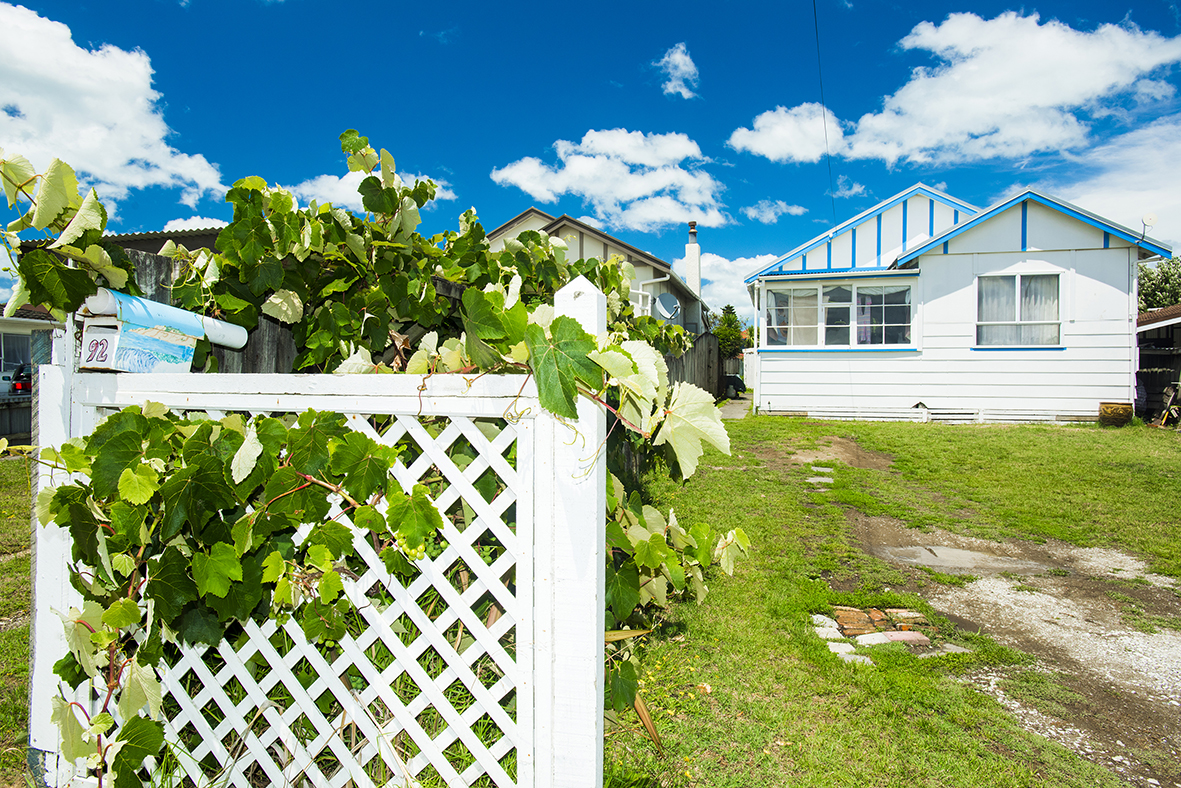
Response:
534,276,606,787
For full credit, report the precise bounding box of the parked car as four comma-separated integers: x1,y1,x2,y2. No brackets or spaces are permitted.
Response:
8,364,32,394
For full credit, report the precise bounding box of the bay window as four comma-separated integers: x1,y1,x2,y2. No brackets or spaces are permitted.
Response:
976,274,1059,346
765,282,912,347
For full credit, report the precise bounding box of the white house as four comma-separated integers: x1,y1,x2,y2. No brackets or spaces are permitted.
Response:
744,184,1171,422
487,208,708,334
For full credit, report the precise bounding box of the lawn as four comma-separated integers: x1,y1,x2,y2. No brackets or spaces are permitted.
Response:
604,416,1181,787
5,418,1180,787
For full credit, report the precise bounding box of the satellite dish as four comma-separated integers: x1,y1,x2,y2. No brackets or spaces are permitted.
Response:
1143,213,1158,228
655,292,681,320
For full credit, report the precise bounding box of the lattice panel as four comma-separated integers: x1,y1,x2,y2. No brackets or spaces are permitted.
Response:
153,411,528,788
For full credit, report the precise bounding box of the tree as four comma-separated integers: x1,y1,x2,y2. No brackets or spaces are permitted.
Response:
713,304,748,358
1139,257,1181,312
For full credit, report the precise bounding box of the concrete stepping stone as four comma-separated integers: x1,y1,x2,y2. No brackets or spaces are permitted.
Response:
855,632,892,646
814,626,844,640
885,631,930,646
811,614,839,628
839,653,874,666
806,476,834,485
811,466,834,473
827,642,855,654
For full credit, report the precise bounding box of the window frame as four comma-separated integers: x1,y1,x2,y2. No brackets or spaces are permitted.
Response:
975,272,1061,348
763,280,914,349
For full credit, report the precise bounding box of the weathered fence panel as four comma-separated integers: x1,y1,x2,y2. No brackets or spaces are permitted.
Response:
29,280,608,788
664,333,721,399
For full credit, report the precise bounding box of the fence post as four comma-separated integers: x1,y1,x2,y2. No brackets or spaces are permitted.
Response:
28,365,78,787
534,275,607,787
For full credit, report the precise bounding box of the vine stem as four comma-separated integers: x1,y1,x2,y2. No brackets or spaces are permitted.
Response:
578,388,647,437
295,473,361,509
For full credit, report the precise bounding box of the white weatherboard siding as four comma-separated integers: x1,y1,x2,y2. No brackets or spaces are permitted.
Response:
753,196,1146,421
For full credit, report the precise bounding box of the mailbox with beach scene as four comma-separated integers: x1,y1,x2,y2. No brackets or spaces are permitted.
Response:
78,288,248,373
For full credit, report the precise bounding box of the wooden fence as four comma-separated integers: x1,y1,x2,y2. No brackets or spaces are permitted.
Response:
664,333,721,399
29,279,609,788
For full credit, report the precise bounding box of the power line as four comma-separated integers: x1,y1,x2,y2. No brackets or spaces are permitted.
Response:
812,0,837,222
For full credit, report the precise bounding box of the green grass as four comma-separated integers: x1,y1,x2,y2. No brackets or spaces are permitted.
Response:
0,458,30,786
603,416,1181,787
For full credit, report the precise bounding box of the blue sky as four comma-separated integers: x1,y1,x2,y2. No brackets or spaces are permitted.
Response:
4,0,1181,319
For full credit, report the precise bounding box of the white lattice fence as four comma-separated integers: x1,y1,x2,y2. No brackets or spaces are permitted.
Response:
29,281,608,787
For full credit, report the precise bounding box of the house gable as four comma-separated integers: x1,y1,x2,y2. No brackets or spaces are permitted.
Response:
745,184,978,283
897,191,1171,266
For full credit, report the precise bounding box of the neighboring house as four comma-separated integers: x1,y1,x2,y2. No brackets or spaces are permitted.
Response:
487,208,708,334
0,303,63,369
744,184,1170,422
1136,303,1181,414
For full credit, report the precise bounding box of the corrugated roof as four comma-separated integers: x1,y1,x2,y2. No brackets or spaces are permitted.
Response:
0,303,59,322
102,227,224,242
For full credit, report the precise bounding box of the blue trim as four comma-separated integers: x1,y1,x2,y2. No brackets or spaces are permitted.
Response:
902,200,908,252
943,241,949,254
759,346,920,354
826,242,832,268
743,184,981,283
895,190,1173,267
971,346,1066,351
1104,232,1110,249
1021,201,1028,251
851,228,857,267
876,215,882,259
759,269,920,281
929,198,935,236
954,209,959,224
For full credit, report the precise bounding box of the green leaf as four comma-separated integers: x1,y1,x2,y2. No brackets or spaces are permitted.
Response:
525,316,602,419
386,484,444,553
261,288,304,323
652,382,731,479
58,601,103,678
358,175,398,214
117,657,162,721
102,598,141,629
31,158,80,230
0,151,34,209
58,440,92,474
192,542,243,598
50,696,89,764
16,247,98,315
145,547,198,622
206,548,266,622
52,653,88,689
111,716,165,788
339,129,369,154
158,455,235,540
606,562,640,622
91,431,144,500
328,431,395,503
306,521,355,561
306,543,334,571
462,288,507,340
351,505,386,533
664,560,686,592
288,410,348,475
300,598,349,642
230,423,262,485
607,660,638,713
633,533,672,570
49,187,106,248
318,569,344,603
261,550,285,583
118,463,160,505
176,604,224,645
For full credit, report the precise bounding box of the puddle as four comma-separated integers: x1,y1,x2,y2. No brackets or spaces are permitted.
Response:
875,545,1046,575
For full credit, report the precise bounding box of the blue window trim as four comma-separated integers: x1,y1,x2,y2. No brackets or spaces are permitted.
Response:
759,346,920,354
929,198,935,236
876,214,882,260
1021,201,1028,251
971,346,1066,351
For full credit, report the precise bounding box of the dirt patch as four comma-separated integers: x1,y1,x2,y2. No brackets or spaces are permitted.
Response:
755,435,895,471
851,512,1181,787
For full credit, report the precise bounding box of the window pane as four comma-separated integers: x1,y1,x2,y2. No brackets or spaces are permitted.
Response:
1019,323,1060,345
792,326,818,345
823,285,851,304
1021,275,1058,322
884,324,910,344
826,325,850,345
978,324,1021,345
978,277,1016,322
2,334,29,370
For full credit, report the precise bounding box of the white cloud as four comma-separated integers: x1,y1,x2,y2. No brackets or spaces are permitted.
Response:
831,176,866,198
655,43,699,100
741,200,807,224
491,129,728,232
728,103,843,164
162,216,227,231
672,251,777,322
731,12,1181,166
1033,114,1181,248
288,169,456,213
0,3,224,208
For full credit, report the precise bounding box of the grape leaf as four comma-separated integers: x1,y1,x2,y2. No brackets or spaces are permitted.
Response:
306,521,355,562
158,455,234,540
318,569,344,603
206,549,266,622
176,604,224,645
145,547,198,622
50,696,89,764
524,316,601,420
462,289,506,340
287,410,348,475
117,657,162,721
633,533,671,570
30,158,79,230
652,382,731,479
262,289,304,323
49,187,106,249
230,423,262,484
386,484,443,552
111,716,164,788
606,562,640,622
327,431,394,503
91,431,144,499
102,598,141,629
192,542,243,598
118,463,159,505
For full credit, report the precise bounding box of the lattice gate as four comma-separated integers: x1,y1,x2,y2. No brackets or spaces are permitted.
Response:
29,282,607,788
